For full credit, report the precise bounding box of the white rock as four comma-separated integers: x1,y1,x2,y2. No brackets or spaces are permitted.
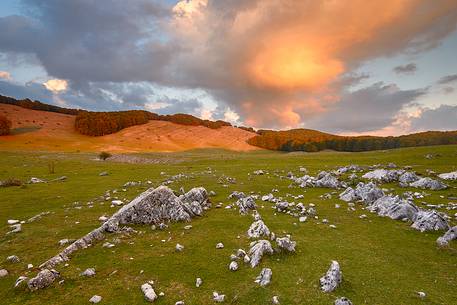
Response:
255,268,272,286
213,292,225,303
319,261,342,292
272,296,280,304
247,220,270,239
6,255,20,263
141,283,158,302
335,297,353,305
216,243,224,249
249,240,273,268
7,219,19,225
111,200,124,206
417,291,426,299
299,216,307,223
80,268,96,277
229,261,238,271
89,295,102,303
0,269,8,277
195,277,202,287
175,243,184,252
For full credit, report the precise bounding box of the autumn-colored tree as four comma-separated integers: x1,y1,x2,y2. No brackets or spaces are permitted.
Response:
0,114,12,136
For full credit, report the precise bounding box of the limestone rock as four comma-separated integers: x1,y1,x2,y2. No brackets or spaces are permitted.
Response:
340,182,384,205
411,210,450,232
0,269,8,278
141,283,158,302
255,268,272,286
276,236,296,252
195,278,202,287
368,196,418,221
6,255,20,263
89,295,102,303
399,172,420,184
236,196,257,215
335,297,353,305
362,169,404,183
247,220,270,239
438,171,457,180
229,261,238,271
410,178,447,190
249,240,273,268
80,268,96,277
319,261,342,293
213,291,225,303
27,269,60,291
437,226,457,247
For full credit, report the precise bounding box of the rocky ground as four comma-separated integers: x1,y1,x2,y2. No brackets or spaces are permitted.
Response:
0,146,456,304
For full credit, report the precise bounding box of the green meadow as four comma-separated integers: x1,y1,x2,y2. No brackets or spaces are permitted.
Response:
0,146,456,305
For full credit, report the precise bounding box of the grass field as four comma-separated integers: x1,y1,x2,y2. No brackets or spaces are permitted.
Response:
0,146,456,305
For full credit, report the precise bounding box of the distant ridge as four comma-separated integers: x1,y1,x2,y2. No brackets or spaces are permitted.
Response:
1,94,456,152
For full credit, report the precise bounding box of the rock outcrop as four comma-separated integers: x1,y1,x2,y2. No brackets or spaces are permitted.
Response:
437,226,457,247
410,178,447,190
255,268,272,286
249,240,273,268
247,220,271,239
339,182,384,204
411,210,450,232
438,171,457,180
319,261,342,293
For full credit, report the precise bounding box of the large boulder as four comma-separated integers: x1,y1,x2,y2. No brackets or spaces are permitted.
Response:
319,261,342,293
255,268,272,286
368,196,419,221
410,178,447,190
362,169,404,183
339,182,384,204
411,210,450,232
276,236,296,252
399,172,420,184
39,186,208,271
437,226,457,247
248,240,273,268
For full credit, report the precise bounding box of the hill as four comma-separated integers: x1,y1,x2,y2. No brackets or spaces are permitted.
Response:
0,103,259,152
248,129,457,152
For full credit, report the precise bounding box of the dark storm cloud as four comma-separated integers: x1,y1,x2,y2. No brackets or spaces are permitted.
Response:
305,82,427,133
411,105,457,131
393,63,417,75
0,0,176,83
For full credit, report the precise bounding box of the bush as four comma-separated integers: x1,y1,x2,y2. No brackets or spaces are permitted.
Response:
0,114,12,135
0,178,23,187
99,152,112,160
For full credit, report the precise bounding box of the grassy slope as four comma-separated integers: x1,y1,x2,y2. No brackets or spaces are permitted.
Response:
0,146,456,305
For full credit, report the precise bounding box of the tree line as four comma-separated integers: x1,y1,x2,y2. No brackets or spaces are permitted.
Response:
248,129,457,152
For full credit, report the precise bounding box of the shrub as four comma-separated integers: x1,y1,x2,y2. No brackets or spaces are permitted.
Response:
99,151,112,160
0,114,12,135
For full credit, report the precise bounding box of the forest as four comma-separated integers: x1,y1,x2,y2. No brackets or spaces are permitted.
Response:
248,129,457,152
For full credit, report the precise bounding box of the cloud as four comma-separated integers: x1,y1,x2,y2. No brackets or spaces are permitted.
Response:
410,105,457,131
304,82,427,133
1,0,457,130
393,63,417,75
438,74,457,85
43,79,68,93
0,71,11,80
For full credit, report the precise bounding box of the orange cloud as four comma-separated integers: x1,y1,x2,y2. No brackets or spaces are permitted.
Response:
172,0,457,128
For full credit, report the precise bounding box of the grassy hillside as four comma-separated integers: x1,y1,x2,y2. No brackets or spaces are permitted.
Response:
0,145,456,304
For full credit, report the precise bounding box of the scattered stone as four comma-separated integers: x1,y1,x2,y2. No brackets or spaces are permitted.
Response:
195,278,202,287
7,219,19,225
175,301,184,305
89,295,102,303
319,261,342,293
0,269,8,278
27,264,33,269
7,223,22,234
141,283,158,302
362,169,404,183
249,240,273,268
399,172,420,184
247,220,270,239
438,171,457,180
14,276,28,288
339,182,384,205
368,196,418,221
437,226,457,247
27,269,60,291
6,255,20,263
335,297,353,305
99,171,109,176
80,268,96,277
417,291,426,299
216,242,224,249
299,216,307,223
272,296,280,304
213,291,225,303
276,236,296,252
411,210,450,232
410,178,447,190
255,268,272,286
229,261,238,271
175,244,184,252
29,177,46,184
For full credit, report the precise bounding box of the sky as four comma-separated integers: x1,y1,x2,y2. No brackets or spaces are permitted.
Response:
0,0,456,135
